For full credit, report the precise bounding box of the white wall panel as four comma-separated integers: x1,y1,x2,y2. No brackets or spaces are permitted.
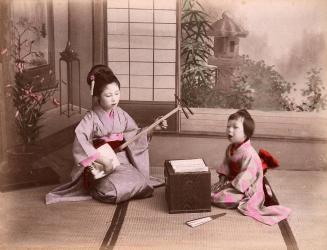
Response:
154,76,175,88
130,36,153,48
108,35,129,48
107,22,128,35
130,88,153,101
130,0,153,9
109,62,129,74
154,10,176,23
130,23,153,36
154,0,176,10
154,89,175,101
116,74,129,88
130,76,153,88
154,49,175,62
108,48,129,61
107,0,176,101
155,37,176,49
154,63,175,75
155,24,176,37
130,9,153,22
130,49,153,62
107,0,128,8
130,62,153,75
119,87,129,100
107,8,128,22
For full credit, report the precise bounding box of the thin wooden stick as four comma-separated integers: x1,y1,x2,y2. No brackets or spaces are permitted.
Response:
175,94,194,115
115,106,182,152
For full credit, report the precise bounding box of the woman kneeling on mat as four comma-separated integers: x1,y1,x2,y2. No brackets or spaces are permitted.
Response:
46,65,166,205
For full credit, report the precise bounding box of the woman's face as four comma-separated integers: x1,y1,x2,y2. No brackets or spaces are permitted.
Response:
98,83,120,112
226,117,246,144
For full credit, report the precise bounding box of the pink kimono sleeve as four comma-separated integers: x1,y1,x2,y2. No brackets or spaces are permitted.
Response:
79,152,100,167
231,154,260,193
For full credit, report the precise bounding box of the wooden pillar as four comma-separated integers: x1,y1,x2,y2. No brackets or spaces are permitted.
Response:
92,0,106,65
0,0,11,164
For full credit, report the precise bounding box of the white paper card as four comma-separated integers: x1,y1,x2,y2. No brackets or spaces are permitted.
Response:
169,158,208,173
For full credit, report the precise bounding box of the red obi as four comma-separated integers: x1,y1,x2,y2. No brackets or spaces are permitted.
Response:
93,139,124,151
258,149,279,174
227,148,280,180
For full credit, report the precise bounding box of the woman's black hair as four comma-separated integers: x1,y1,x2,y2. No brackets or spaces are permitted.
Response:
87,64,120,97
228,109,255,138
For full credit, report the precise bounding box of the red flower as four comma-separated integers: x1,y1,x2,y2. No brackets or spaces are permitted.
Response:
52,97,60,106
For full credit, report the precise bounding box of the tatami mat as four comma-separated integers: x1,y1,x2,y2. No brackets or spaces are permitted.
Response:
0,186,116,250
1,153,326,250
267,170,327,250
33,144,75,183
113,187,286,250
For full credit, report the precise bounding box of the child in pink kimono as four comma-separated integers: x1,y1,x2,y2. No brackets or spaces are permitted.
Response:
211,109,291,225
46,65,166,204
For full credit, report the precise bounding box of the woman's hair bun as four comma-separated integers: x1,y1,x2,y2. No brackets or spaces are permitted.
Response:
86,64,120,96
86,64,113,86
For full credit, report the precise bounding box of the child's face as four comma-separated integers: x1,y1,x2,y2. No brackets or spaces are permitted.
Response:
99,83,120,112
226,117,246,144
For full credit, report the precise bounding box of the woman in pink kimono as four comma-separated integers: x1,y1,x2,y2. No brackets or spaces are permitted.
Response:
211,109,291,225
46,65,165,204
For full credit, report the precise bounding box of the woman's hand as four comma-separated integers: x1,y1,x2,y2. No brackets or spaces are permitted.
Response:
147,116,168,142
95,157,114,174
102,158,114,174
88,162,106,179
154,116,168,131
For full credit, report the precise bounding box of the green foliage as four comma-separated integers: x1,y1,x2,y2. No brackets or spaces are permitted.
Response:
181,0,264,109
298,68,327,111
181,0,214,107
9,19,55,151
12,73,53,147
238,55,293,111
180,0,326,112
221,70,254,109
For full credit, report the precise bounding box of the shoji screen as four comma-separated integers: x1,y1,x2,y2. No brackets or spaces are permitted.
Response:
107,0,177,102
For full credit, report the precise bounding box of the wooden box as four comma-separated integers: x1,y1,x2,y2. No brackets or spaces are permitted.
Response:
164,160,211,214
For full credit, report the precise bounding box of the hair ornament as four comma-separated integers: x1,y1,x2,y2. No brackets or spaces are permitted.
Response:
90,75,95,96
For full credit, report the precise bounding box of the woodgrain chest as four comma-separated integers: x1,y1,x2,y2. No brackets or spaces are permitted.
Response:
164,160,211,214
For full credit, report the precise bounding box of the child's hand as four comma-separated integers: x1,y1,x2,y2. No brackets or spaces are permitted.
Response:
211,175,227,192
211,181,223,193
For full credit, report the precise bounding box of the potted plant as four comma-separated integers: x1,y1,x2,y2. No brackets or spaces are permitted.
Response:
6,18,56,176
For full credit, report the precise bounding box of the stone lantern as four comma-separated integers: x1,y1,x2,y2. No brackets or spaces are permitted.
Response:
208,12,248,90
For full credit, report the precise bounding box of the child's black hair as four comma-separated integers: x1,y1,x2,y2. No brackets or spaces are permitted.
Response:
87,64,120,97
228,109,255,138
